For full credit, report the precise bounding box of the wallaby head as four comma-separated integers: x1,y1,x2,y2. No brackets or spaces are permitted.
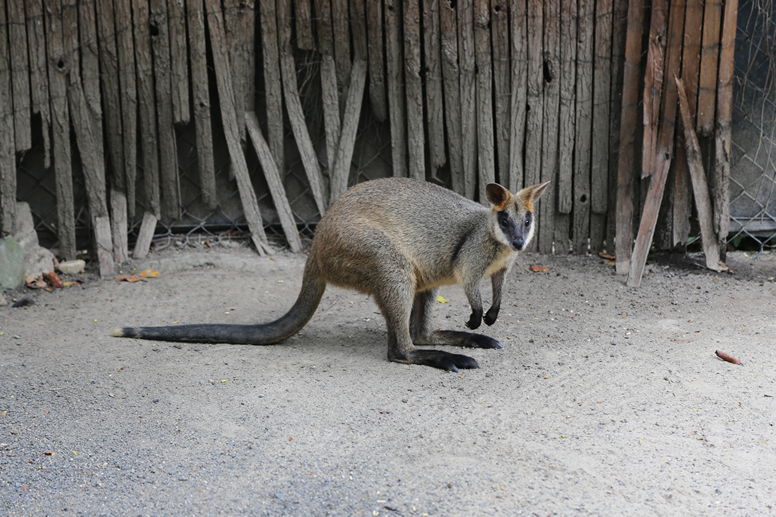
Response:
485,181,551,251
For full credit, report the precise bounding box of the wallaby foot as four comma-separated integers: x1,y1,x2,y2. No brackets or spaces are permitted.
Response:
399,349,480,372
415,330,503,349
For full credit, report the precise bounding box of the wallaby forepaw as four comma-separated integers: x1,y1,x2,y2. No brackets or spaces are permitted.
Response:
484,307,499,326
465,310,482,330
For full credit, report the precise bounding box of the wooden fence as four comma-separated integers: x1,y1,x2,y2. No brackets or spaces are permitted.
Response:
0,0,739,280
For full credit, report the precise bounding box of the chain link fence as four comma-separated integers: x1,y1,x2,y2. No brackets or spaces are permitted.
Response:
730,0,776,250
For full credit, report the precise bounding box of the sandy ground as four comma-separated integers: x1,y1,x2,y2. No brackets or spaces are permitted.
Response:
1,247,775,516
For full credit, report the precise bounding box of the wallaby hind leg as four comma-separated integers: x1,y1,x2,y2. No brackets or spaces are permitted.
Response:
411,290,503,350
376,278,479,372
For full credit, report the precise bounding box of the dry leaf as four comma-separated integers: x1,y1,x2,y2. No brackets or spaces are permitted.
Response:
43,271,64,289
139,269,160,278
604,260,616,266
598,252,616,260
715,350,742,365
436,295,449,303
115,275,144,283
529,265,550,273
25,276,48,289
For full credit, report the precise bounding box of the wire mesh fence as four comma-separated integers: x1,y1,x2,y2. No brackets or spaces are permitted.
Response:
730,0,776,250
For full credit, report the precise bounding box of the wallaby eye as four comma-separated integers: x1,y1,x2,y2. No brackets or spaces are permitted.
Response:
524,212,533,228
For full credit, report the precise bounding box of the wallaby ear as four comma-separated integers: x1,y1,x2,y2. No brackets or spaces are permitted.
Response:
516,181,551,211
528,181,551,201
485,183,512,210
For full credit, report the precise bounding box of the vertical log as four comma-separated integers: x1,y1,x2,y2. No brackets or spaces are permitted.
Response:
44,0,76,259
574,0,594,253
78,0,104,180
0,0,16,234
525,0,544,202
424,0,447,173
590,0,613,252
508,0,527,193
474,0,495,201
366,0,387,121
555,0,577,254
167,0,191,124
385,0,407,177
206,4,271,255
295,0,316,50
641,0,668,178
314,0,341,175
26,0,51,167
404,0,426,180
224,0,256,117
8,0,31,152
246,113,303,253
259,0,285,175
351,0,368,60
607,0,628,251
540,0,560,253
615,0,645,275
441,1,464,194
114,0,138,218
331,0,351,98
491,0,510,185
186,0,216,208
150,0,181,220
714,0,739,260
697,0,723,135
459,0,477,198
329,60,368,202
278,0,327,213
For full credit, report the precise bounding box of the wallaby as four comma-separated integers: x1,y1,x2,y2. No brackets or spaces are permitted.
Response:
112,178,550,371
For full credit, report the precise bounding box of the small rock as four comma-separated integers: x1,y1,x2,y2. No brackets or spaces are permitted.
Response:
0,292,7,306
57,259,86,275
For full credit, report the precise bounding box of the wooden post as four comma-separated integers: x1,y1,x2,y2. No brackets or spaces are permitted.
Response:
7,0,31,152
26,0,52,167
641,0,668,179
607,0,629,251
459,0,477,198
441,1,464,194
385,0,407,177
540,0,560,253
330,60,368,203
424,0,447,174
332,0,351,99
114,0,138,218
474,0,495,201
0,0,16,235
676,77,724,272
78,0,104,185
508,0,527,193
525,0,544,236
224,0,256,133
697,0,723,135
167,0,191,124
615,0,645,275
404,0,426,180
207,2,271,255
573,0,593,253
714,0,739,260
133,213,158,260
295,0,316,50
259,0,284,176
366,0,387,121
491,0,510,186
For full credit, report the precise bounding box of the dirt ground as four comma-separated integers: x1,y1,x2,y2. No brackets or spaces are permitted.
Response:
1,247,775,516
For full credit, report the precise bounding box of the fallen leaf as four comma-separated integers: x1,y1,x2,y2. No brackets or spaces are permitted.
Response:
25,276,48,289
529,265,549,273
598,252,616,260
715,350,742,365
604,260,616,266
43,271,64,289
139,269,160,278
115,275,144,283
436,295,449,303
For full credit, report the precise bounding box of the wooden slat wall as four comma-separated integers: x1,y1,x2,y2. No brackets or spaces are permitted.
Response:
0,0,740,271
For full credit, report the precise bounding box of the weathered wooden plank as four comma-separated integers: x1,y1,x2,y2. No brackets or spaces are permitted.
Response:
404,0,426,180
278,0,327,213
573,0,593,253
459,0,477,198
508,0,527,193
114,0,138,218
186,0,216,209
491,0,509,185
351,0,368,60
366,0,387,121
714,0,739,260
591,0,612,219
133,0,160,216
44,0,76,259
474,0,495,201
295,0,315,50
133,213,158,260
539,0,560,253
641,0,668,179
424,0,446,173
94,216,115,277
331,0,351,98
95,0,124,195
206,3,271,255
676,77,723,271
697,0,722,135
224,0,256,117
8,0,31,152
0,0,16,234
150,0,181,220
441,0,464,194
554,0,577,254
110,191,129,263
167,0,191,124
78,0,103,174
607,0,628,251
615,0,645,275
259,0,284,176
246,112,303,253
330,59,368,203
26,0,51,167
385,0,407,177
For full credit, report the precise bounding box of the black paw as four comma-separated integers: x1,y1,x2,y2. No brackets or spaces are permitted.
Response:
410,350,480,372
465,333,503,349
484,306,499,326
466,309,482,330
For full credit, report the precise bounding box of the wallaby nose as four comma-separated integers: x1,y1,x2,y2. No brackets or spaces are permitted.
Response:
512,238,524,250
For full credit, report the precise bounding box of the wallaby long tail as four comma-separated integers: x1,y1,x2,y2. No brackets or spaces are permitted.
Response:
111,260,326,345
